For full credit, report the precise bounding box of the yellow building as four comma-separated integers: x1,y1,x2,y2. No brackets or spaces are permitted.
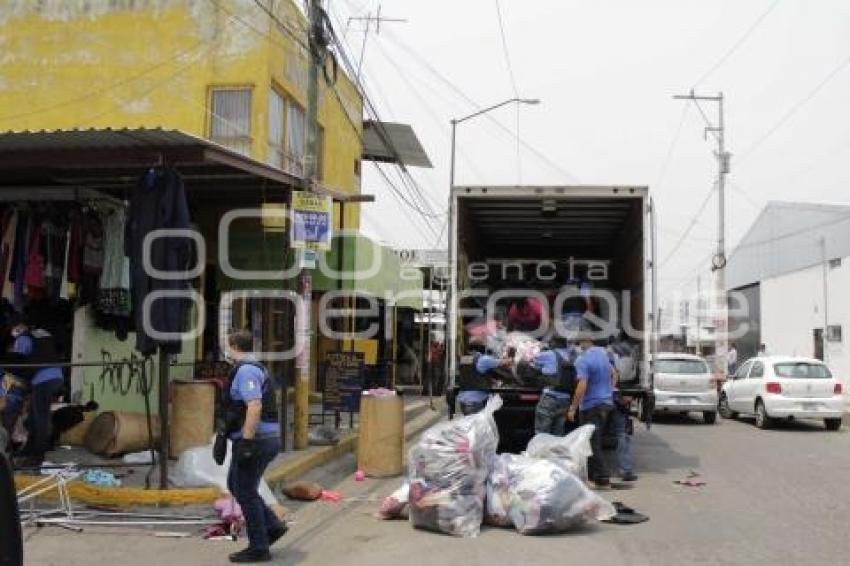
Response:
0,0,373,412
0,0,363,226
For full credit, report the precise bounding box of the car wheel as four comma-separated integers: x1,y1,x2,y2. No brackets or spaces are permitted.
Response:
755,400,772,429
825,418,842,431
718,394,737,419
703,411,717,425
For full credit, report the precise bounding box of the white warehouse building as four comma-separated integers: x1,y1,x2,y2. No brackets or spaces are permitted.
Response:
727,201,850,397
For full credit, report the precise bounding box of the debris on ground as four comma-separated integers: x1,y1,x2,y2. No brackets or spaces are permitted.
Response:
603,501,649,525
282,481,323,501
81,469,121,487
675,471,706,488
377,483,409,520
319,490,342,503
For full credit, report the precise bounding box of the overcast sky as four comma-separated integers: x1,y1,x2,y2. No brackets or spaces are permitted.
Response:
330,0,850,319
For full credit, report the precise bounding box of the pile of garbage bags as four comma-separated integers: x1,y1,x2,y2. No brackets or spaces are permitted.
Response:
407,395,501,537
404,397,614,537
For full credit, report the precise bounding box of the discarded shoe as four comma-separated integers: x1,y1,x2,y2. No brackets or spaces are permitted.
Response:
229,548,272,563
621,472,638,482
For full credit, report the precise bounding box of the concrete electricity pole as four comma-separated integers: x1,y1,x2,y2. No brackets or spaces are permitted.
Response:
674,91,730,377
294,0,325,450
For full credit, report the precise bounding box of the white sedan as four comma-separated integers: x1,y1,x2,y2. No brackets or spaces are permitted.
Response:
653,353,718,424
719,356,845,431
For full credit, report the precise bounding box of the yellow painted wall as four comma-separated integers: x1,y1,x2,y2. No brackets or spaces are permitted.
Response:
0,0,362,226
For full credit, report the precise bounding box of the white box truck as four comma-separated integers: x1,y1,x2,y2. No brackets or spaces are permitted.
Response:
447,185,658,452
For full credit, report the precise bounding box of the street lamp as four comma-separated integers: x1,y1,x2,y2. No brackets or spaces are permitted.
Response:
449,98,541,189
445,97,540,392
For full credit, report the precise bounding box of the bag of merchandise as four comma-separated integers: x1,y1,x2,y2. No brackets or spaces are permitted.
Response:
524,424,595,479
408,395,502,537
485,453,615,535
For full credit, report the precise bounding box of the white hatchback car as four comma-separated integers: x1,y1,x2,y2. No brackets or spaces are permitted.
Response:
653,353,718,424
719,356,844,431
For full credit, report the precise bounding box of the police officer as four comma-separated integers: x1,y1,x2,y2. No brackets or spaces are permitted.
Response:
224,329,286,563
533,337,579,436
456,344,512,416
3,314,64,467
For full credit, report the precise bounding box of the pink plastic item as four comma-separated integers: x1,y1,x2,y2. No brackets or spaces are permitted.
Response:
320,490,343,503
354,470,366,482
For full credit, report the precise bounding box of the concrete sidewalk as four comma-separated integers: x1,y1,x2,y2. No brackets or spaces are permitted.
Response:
14,395,446,507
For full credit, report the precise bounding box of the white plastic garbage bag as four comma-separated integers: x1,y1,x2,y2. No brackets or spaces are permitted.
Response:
170,436,278,506
524,424,595,479
486,453,615,535
408,395,502,537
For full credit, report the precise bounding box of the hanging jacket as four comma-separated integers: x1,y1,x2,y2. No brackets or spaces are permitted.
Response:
126,167,192,355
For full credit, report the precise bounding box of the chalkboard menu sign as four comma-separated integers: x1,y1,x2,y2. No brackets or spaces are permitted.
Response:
323,351,365,413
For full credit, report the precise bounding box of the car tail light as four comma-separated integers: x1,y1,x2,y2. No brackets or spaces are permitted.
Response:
835,383,843,395
766,382,782,394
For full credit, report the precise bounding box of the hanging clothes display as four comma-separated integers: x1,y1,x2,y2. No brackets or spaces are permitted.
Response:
126,167,192,356
95,207,131,340
0,209,18,301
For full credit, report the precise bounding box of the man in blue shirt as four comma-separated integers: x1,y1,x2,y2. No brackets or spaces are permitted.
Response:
225,329,286,563
533,339,579,436
567,336,615,487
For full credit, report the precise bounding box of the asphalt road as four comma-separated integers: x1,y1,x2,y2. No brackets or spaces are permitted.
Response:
22,413,850,566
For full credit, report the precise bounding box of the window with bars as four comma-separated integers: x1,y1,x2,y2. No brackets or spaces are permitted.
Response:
209,87,252,156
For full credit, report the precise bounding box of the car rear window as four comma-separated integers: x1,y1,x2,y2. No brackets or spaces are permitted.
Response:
773,363,832,379
656,359,710,374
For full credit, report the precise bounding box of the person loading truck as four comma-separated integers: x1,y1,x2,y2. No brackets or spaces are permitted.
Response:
567,335,615,487
456,344,512,415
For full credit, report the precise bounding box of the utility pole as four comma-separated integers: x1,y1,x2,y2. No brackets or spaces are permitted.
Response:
820,236,829,363
696,274,702,356
347,5,407,81
294,0,326,450
674,91,730,377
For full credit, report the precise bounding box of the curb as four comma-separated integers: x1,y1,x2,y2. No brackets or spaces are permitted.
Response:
264,400,445,486
13,475,220,507
13,399,446,506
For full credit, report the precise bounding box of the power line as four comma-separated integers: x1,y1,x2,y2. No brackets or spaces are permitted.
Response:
494,0,519,97
693,0,782,88
653,104,691,190
494,0,523,185
660,183,716,268
737,51,850,165
250,0,312,51
381,28,581,183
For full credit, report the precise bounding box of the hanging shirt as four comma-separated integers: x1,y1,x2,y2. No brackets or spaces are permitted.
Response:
575,346,614,411
229,362,278,440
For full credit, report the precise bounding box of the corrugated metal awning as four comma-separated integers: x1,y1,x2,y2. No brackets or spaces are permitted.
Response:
0,128,363,203
361,121,432,168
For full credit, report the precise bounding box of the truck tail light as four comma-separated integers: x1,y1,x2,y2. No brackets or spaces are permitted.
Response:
765,382,782,394
835,383,843,395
